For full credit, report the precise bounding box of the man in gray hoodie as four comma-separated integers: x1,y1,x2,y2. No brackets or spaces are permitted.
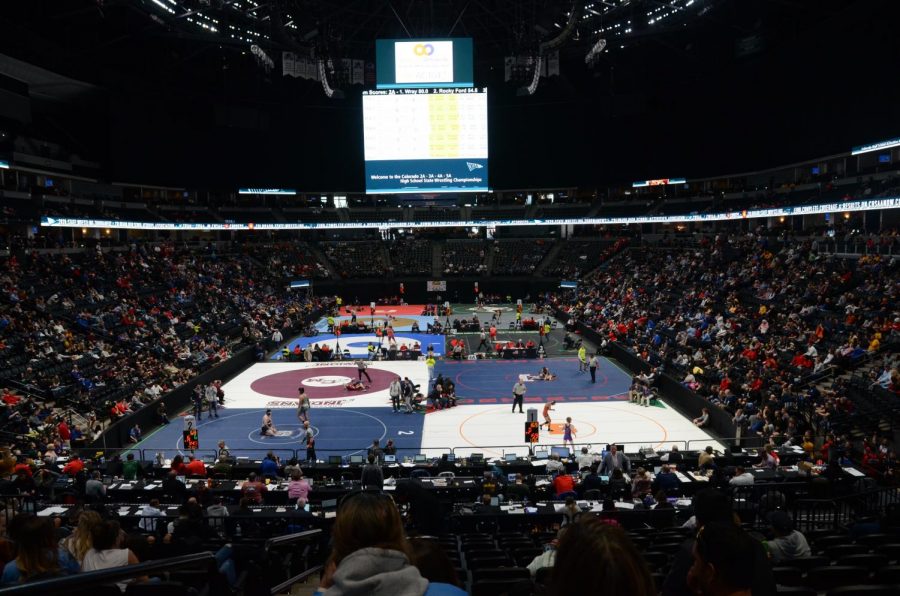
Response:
766,510,811,563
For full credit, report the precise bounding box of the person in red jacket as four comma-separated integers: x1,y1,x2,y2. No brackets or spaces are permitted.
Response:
57,419,71,448
553,473,576,496
61,454,84,476
183,455,207,477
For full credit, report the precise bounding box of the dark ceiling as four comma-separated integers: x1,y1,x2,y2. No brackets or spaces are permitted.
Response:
1,0,899,191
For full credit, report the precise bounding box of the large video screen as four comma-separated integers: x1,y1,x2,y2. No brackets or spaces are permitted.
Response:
376,38,474,89
363,87,489,194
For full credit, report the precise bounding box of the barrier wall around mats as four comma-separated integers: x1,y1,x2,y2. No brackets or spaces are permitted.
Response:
558,311,738,442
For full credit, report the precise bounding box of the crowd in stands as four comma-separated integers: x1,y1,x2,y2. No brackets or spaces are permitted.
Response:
542,240,607,279
388,237,433,276
322,241,388,279
442,241,487,276
548,230,899,480
491,240,551,275
245,241,331,280
0,243,333,459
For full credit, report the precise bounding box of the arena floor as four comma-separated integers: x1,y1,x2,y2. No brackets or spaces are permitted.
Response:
133,357,723,462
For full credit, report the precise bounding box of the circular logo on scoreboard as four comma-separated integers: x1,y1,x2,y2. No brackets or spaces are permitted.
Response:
414,43,435,56
250,366,397,400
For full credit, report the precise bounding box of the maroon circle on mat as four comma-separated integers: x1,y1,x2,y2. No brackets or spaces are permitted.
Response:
250,366,398,400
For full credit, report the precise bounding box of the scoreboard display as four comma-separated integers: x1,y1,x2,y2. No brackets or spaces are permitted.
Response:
363,87,489,194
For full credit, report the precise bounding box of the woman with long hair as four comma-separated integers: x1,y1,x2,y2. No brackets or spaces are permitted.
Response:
314,491,465,596
549,517,655,596
60,509,103,564
1,515,80,584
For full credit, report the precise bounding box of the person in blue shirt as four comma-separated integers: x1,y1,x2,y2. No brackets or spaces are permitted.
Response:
260,451,280,479
1,515,80,585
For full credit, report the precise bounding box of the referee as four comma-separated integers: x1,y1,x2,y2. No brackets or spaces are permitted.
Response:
511,380,526,414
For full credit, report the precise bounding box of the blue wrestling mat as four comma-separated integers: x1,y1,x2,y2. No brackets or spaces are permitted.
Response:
435,357,631,406
133,407,426,461
272,332,445,359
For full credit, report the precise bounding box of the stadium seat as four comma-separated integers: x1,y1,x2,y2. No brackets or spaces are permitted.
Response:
806,566,869,591
873,565,900,584
470,567,530,582
471,578,533,596
826,586,900,596
837,554,888,570
772,566,804,587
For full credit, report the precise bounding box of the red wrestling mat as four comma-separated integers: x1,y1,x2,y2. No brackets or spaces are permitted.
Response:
341,304,425,316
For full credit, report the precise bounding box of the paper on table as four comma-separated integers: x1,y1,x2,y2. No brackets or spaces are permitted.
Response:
842,467,865,477
615,502,635,510
37,506,68,517
276,507,286,513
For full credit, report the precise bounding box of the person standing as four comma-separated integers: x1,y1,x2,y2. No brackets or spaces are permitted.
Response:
425,355,436,388
303,421,316,463
356,359,372,382
540,400,556,430
206,383,219,418
297,387,311,424
588,353,599,383
389,377,402,413
512,380,526,413
192,385,204,421
401,376,414,413
562,417,577,452
578,345,587,372
477,329,490,351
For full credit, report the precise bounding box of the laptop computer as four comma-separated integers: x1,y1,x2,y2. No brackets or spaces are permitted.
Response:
349,455,363,465
384,454,397,463
327,455,342,465
414,454,427,463
533,450,549,460
469,453,484,464
505,453,517,462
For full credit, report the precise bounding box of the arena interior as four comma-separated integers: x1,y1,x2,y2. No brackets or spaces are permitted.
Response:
0,1,899,595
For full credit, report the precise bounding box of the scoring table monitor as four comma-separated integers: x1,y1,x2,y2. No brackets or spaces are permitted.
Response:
363,87,489,194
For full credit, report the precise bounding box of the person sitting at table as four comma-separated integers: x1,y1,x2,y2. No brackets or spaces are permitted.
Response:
241,472,268,504
206,496,229,537
652,464,680,493
162,471,187,503
287,469,311,501
525,339,536,349
754,444,780,470
553,472,577,497
607,469,630,500
383,439,397,456
260,452,280,479
505,473,531,501
545,454,565,475
184,455,206,477
631,468,652,500
122,453,141,481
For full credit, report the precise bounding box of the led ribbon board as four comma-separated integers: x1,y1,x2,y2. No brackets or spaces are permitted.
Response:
40,197,900,231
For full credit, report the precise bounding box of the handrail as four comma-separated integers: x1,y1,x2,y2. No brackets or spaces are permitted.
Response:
270,564,324,596
264,528,323,550
0,552,217,595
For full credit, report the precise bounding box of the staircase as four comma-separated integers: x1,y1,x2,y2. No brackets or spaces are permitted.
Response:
432,241,444,277
535,239,564,275
308,243,339,278
485,242,496,274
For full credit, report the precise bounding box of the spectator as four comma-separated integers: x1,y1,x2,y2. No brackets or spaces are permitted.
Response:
527,528,565,577
1,515,80,584
765,510,811,563
549,517,655,596
407,538,462,588
360,454,384,490
84,471,107,502
184,455,206,477
314,491,465,596
260,451,280,478
662,489,776,596
687,523,756,596
122,453,141,481
600,444,630,475
59,510,103,565
729,466,755,486
82,520,146,590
